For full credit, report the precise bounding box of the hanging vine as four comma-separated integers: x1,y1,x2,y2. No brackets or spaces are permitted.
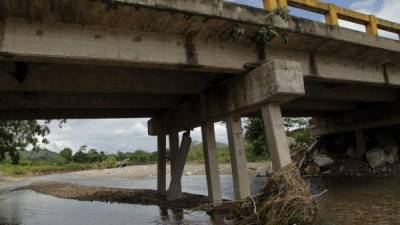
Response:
230,7,290,60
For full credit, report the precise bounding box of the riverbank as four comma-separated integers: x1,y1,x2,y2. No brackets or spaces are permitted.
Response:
74,162,270,178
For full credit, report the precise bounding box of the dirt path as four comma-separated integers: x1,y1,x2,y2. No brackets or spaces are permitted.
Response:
74,162,270,179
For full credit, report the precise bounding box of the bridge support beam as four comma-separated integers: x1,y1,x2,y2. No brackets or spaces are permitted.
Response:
226,116,250,200
261,104,292,171
201,122,222,204
311,104,400,136
167,131,192,200
157,135,167,193
149,59,305,135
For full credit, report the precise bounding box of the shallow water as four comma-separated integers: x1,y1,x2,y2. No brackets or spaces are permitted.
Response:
0,173,399,225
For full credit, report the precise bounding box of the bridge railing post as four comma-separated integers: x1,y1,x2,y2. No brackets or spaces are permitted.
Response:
367,15,378,35
264,0,277,11
325,4,338,26
264,0,287,11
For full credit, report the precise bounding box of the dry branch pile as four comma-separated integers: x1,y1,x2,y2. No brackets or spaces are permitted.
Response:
207,164,317,225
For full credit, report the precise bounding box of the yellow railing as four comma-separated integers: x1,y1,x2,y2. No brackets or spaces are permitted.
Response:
263,0,400,38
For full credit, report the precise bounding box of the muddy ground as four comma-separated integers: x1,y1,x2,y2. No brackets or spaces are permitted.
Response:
16,182,212,210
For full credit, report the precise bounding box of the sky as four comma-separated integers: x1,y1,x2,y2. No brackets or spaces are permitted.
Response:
44,0,400,153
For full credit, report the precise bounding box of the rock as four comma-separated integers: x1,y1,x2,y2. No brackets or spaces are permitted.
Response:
312,153,335,168
255,166,268,177
366,147,399,169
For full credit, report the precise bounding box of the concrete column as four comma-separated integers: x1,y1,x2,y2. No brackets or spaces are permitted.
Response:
167,131,192,200
169,132,180,195
355,130,366,159
226,116,250,200
157,135,166,193
261,104,292,172
201,122,222,204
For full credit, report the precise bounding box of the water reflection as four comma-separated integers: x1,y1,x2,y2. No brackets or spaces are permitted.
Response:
0,174,399,225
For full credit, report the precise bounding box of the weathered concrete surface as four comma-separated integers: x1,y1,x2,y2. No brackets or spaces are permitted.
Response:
148,60,305,135
201,122,222,204
261,104,292,171
226,116,250,200
311,105,400,136
167,131,192,200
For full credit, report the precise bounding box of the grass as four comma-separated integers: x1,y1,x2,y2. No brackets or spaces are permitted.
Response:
0,162,105,177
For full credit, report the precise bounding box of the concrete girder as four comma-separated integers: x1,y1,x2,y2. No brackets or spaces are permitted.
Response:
0,92,184,109
1,18,400,86
148,60,305,135
0,108,161,120
311,104,400,136
0,64,226,94
304,81,400,103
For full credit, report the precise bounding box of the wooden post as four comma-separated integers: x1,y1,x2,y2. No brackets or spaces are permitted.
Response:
226,116,250,200
261,104,292,171
157,135,167,193
201,122,222,204
367,15,378,35
325,4,338,26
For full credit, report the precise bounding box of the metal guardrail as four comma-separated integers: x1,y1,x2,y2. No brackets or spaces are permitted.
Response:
263,0,400,38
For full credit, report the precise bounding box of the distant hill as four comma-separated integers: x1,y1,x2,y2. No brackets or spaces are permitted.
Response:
21,149,59,161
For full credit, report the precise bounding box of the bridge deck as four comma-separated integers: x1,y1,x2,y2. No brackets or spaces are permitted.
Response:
0,0,399,122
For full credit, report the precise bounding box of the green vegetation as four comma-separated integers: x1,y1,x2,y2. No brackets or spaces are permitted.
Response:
243,117,314,159
0,117,312,177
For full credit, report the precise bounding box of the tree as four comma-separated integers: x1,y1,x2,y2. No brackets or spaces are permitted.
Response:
87,149,102,162
60,148,73,162
244,117,268,158
0,120,56,164
72,150,88,163
244,117,311,159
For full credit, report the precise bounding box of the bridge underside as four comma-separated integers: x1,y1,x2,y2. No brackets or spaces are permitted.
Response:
1,0,400,203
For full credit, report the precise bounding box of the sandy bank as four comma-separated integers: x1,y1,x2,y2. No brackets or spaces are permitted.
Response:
16,182,211,210
74,162,270,179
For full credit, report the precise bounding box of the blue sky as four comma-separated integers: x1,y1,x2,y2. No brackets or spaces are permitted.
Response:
44,0,400,153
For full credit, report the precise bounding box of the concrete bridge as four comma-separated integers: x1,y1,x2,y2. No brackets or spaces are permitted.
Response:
0,0,400,204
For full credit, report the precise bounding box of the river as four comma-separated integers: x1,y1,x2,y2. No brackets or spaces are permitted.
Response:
0,173,399,225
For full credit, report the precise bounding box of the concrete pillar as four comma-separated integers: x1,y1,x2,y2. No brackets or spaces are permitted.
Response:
167,131,192,200
261,104,292,172
169,132,180,195
157,135,166,193
355,130,366,159
201,122,222,204
226,116,250,200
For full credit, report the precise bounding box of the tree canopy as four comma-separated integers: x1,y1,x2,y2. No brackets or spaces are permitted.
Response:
0,120,55,164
